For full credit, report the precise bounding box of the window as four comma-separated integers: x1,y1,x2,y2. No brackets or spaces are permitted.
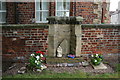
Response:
35,0,49,23
0,1,6,23
56,0,70,17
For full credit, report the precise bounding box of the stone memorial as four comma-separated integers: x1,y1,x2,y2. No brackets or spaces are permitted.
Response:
47,16,83,57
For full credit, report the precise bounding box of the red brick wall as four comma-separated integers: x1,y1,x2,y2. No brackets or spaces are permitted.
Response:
16,2,35,24
72,2,98,24
6,2,35,24
6,2,16,24
81,26,119,54
2,24,48,56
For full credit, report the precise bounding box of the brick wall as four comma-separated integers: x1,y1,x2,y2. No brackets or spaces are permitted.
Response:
74,2,98,24
6,2,35,24
2,24,48,57
81,25,119,54
16,2,35,24
2,24,119,58
6,2,16,24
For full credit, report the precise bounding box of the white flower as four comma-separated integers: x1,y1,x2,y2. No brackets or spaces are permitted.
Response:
91,55,94,57
35,60,37,63
41,65,47,70
96,54,98,57
37,62,39,65
94,60,97,62
30,54,35,57
41,60,42,61
41,65,43,68
41,54,43,57
36,56,40,60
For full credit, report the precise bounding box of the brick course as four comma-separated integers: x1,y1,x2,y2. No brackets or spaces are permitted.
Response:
81,27,119,54
2,25,48,56
6,2,35,24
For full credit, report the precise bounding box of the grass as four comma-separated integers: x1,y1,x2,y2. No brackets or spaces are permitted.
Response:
2,64,120,78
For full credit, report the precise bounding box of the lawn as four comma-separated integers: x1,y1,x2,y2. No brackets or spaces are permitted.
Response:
2,71,119,78
2,64,120,78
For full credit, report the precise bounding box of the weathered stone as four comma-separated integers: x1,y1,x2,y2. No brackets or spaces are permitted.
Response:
36,69,42,72
92,63,107,69
9,64,16,70
46,58,84,64
62,63,68,67
75,25,82,57
82,61,89,66
59,39,69,57
67,63,74,67
41,65,47,70
20,67,26,70
47,17,84,57
47,16,83,24
18,70,25,74
73,63,80,67
48,24,70,57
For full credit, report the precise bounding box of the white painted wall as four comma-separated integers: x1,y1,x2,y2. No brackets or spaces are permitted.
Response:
118,1,120,10
111,12,118,24
118,2,120,24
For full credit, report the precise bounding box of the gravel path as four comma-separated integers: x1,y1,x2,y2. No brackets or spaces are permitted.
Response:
47,64,114,74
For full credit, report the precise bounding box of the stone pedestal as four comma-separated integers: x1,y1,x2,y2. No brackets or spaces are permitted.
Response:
92,63,107,69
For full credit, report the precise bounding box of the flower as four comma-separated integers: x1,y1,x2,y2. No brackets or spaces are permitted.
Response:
37,62,39,65
36,51,44,55
35,60,37,63
41,54,43,57
94,60,97,62
30,54,35,57
91,54,103,66
95,54,98,57
91,54,94,57
29,51,47,71
36,56,40,60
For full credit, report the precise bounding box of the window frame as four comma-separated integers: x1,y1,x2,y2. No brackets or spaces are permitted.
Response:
0,1,6,23
56,0,70,17
35,0,49,23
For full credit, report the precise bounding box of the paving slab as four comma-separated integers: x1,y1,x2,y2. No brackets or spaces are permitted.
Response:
92,63,107,69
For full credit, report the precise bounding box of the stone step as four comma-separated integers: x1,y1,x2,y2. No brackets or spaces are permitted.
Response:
46,58,84,64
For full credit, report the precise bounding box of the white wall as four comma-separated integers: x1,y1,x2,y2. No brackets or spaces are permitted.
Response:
118,1,120,10
111,12,118,24
118,2,120,24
